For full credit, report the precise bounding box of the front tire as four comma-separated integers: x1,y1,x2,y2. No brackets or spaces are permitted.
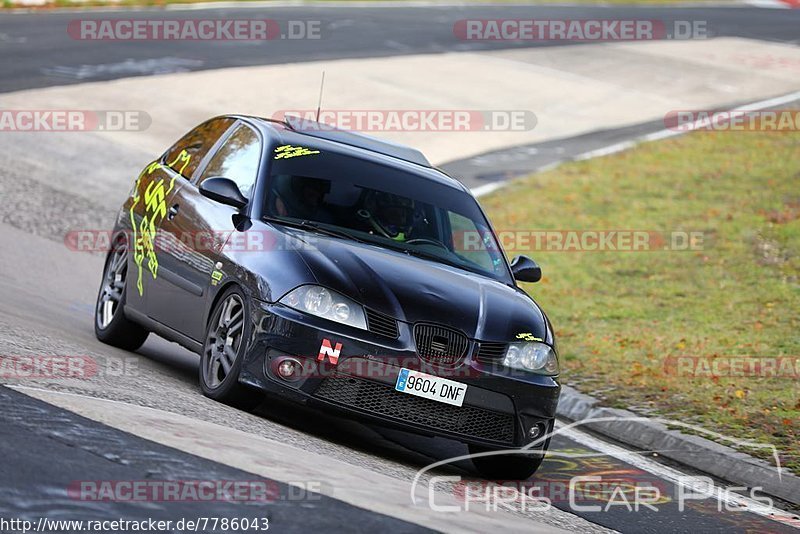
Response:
469,444,546,480
94,235,149,351
199,287,260,410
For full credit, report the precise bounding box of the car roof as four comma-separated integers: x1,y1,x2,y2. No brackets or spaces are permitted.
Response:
283,115,432,167
234,115,471,194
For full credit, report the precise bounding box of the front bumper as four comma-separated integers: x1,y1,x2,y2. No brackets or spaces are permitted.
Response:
240,302,560,449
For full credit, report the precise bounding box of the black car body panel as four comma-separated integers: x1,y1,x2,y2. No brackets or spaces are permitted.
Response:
114,114,560,450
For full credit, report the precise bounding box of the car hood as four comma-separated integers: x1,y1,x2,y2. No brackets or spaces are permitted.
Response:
266,226,552,343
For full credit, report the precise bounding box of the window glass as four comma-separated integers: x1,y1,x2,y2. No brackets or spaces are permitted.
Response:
264,148,510,283
164,117,235,179
199,124,262,199
448,212,499,273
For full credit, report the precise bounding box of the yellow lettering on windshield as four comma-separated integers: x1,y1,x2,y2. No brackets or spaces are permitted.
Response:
274,145,320,159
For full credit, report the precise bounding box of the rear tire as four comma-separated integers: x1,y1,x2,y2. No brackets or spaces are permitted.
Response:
94,235,149,351
469,444,546,480
199,287,261,410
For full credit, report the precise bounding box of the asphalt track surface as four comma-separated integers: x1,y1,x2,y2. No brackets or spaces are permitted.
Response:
2,384,797,533
1,4,799,533
0,387,430,533
0,5,798,93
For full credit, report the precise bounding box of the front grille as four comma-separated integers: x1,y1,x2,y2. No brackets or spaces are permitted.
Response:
413,323,469,366
365,309,399,339
315,372,515,444
476,342,508,364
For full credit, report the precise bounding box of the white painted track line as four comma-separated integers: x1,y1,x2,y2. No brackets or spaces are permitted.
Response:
10,385,570,533
472,89,800,198
557,422,800,530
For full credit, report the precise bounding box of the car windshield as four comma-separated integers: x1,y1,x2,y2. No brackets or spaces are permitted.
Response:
264,146,511,283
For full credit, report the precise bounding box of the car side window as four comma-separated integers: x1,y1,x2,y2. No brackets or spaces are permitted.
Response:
448,211,501,273
198,123,262,200
164,117,236,180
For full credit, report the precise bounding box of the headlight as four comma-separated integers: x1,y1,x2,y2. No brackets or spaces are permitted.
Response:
279,285,367,330
503,341,559,375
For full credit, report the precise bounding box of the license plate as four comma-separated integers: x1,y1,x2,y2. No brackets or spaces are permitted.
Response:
394,368,467,407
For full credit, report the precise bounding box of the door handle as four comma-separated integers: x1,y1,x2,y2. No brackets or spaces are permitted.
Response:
167,204,180,220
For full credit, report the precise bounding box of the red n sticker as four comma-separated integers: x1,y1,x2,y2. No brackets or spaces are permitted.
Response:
318,339,343,365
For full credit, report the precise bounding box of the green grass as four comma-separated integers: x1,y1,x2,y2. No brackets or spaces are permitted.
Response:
481,129,800,473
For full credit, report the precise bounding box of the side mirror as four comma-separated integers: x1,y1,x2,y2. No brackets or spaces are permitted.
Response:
199,177,248,210
510,255,542,283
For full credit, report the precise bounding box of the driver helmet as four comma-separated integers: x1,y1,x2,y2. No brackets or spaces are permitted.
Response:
368,191,416,239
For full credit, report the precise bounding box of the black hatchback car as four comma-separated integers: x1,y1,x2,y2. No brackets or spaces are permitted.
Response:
95,115,560,479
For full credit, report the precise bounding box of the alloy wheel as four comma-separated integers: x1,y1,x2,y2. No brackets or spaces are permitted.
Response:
96,242,128,330
204,294,245,389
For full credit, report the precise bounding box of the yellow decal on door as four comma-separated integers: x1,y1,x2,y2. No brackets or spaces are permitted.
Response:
129,150,191,296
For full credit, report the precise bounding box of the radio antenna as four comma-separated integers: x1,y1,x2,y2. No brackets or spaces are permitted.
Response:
315,71,326,123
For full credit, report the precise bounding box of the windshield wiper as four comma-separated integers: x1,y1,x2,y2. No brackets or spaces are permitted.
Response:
400,246,464,270
264,217,368,244
402,245,498,277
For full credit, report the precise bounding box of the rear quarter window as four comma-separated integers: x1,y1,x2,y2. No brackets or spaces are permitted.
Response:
163,117,236,179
